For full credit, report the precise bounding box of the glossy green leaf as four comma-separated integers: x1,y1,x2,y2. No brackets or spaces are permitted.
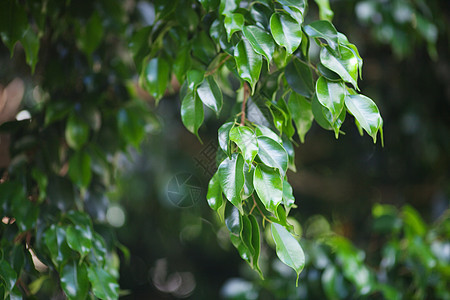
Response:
285,58,314,97
60,261,89,300
197,76,223,115
186,69,204,90
250,3,272,29
224,13,244,41
344,94,383,143
249,215,263,277
304,20,339,53
44,225,71,267
267,101,287,134
312,93,346,137
229,232,252,263
317,62,341,81
242,163,254,199
283,6,304,24
282,180,295,213
288,92,313,143
277,97,296,139
271,222,305,285
87,267,119,300
207,171,223,211
229,126,258,165
255,124,282,143
253,164,283,215
0,260,17,293
66,225,92,258
173,44,192,83
218,122,234,156
117,106,146,149
234,38,262,94
314,0,334,21
320,46,359,90
10,184,39,232
270,12,302,54
65,113,89,150
225,203,242,235
192,31,216,65
241,215,255,258
144,57,170,103
68,151,92,188
276,0,306,12
256,136,288,176
220,0,240,16
181,91,204,139
218,153,245,212
338,32,363,79
243,25,275,63
316,76,346,124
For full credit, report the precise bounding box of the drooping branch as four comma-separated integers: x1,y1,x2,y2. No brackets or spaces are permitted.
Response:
240,82,250,126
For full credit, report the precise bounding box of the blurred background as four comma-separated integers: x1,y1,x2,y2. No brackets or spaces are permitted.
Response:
1,0,449,299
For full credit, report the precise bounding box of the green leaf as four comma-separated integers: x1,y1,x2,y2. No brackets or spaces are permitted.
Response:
270,12,302,54
229,126,259,165
249,215,263,277
276,0,306,12
66,225,92,258
315,76,346,124
256,136,288,176
225,203,242,235
207,171,223,211
44,225,72,267
234,38,262,94
242,163,255,199
0,0,28,53
253,164,283,215
224,13,244,41
255,124,282,143
173,44,192,83
68,151,92,188
117,106,146,149
144,56,170,103
197,76,223,116
267,101,287,135
282,180,295,214
285,58,314,97
271,222,305,285
304,20,339,53
0,260,17,293
337,32,363,79
288,92,313,143
250,3,272,29
220,0,240,16
314,0,334,21
60,261,89,300
186,69,205,90
218,122,234,156
312,94,346,137
320,46,359,90
229,233,252,263
344,94,383,143
87,267,119,300
218,153,245,212
21,29,40,73
243,25,276,64
65,113,90,150
76,12,103,56
181,91,204,139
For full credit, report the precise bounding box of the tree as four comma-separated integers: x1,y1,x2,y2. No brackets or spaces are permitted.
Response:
0,0,447,299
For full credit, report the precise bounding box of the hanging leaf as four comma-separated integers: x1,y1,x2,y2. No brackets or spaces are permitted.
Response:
320,46,359,90
224,13,244,41
270,12,302,54
44,225,72,267
271,222,305,285
314,0,334,21
65,113,89,150
253,164,283,215
218,122,234,156
315,76,346,124
242,163,255,199
65,224,93,258
197,76,223,116
60,261,89,300
144,56,170,103
207,171,223,211
218,153,245,213
230,126,259,165
249,215,263,277
243,25,276,64
225,202,243,235
68,151,92,188
276,0,306,12
344,94,383,143
256,136,288,176
304,20,339,54
255,124,282,143
282,180,296,214
234,38,263,94
288,92,313,143
285,58,314,98
181,91,204,139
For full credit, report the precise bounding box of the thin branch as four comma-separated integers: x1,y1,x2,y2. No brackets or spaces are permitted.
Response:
204,55,231,77
240,82,250,126
251,194,272,225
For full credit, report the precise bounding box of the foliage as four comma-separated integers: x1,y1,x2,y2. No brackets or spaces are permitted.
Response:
1,0,446,299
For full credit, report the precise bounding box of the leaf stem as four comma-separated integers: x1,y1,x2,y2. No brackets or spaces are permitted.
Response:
252,194,272,225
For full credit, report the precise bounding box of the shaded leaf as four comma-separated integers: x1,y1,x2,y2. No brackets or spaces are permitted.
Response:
60,261,89,300
87,267,119,300
144,57,170,103
288,92,313,143
68,151,92,188
225,202,242,235
285,58,314,98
